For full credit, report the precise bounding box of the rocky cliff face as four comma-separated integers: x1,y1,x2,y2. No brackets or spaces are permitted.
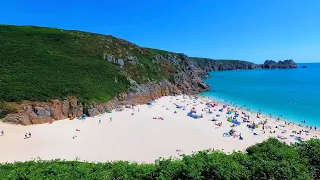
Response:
1,52,211,125
262,59,298,69
2,82,180,124
0,53,298,125
2,97,83,125
191,58,257,72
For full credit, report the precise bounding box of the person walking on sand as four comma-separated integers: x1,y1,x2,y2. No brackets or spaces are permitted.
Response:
1,130,4,136
98,119,101,124
24,133,28,139
28,132,31,138
109,117,113,122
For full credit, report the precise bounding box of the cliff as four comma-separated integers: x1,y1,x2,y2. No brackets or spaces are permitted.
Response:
0,25,297,125
190,58,257,71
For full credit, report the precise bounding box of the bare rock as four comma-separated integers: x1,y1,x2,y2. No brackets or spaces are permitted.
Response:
35,107,51,117
127,56,138,65
87,108,101,117
2,113,31,125
118,59,124,68
52,99,63,120
62,100,69,118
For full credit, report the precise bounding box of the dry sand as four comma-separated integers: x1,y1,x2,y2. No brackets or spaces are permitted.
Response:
0,95,319,163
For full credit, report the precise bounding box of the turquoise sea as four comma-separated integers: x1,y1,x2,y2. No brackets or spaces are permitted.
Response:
200,63,320,127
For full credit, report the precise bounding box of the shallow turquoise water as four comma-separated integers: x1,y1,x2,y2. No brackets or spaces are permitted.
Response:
200,63,320,127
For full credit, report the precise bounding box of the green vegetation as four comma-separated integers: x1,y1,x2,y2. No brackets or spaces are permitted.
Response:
144,48,172,56
0,101,16,118
0,138,319,179
0,25,175,105
0,25,248,109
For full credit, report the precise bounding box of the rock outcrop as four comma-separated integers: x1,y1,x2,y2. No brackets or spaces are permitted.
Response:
1,97,83,125
1,82,181,124
85,81,181,117
104,54,139,68
262,59,298,69
0,52,298,125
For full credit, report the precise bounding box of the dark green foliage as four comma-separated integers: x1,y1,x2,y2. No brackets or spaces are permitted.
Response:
0,25,173,104
0,25,130,103
0,25,246,105
246,138,309,180
294,139,320,179
0,139,319,179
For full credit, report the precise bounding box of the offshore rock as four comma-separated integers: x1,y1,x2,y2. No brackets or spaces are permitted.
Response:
262,59,298,69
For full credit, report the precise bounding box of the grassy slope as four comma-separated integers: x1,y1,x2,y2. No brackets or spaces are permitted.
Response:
0,25,174,105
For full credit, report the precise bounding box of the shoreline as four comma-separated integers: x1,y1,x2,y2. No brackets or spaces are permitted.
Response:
0,94,319,164
199,92,320,131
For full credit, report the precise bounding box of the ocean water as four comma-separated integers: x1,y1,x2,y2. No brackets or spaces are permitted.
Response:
200,63,320,127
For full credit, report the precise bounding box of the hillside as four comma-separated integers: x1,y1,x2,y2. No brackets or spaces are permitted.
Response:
0,25,297,124
0,25,172,103
0,25,194,120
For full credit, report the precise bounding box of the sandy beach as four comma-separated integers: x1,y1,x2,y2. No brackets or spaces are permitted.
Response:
0,95,319,163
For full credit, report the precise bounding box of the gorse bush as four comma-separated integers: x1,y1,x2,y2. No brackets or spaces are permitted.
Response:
0,138,319,180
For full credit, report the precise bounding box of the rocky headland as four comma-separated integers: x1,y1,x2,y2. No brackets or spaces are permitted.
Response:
0,25,298,125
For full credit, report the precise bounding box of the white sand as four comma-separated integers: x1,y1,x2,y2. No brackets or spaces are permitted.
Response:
0,95,319,163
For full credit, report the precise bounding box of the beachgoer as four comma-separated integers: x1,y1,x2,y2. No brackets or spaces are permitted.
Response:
1,130,4,136
99,119,101,124
28,132,31,138
109,117,113,122
25,133,28,139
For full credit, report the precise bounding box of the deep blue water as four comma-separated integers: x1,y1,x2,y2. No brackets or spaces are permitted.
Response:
200,63,320,127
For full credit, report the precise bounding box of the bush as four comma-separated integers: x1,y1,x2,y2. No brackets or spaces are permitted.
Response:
0,139,319,179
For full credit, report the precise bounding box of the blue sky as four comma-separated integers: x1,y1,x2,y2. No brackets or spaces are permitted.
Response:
1,0,319,63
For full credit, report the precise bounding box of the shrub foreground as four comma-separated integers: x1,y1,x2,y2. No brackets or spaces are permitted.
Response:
0,138,319,180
